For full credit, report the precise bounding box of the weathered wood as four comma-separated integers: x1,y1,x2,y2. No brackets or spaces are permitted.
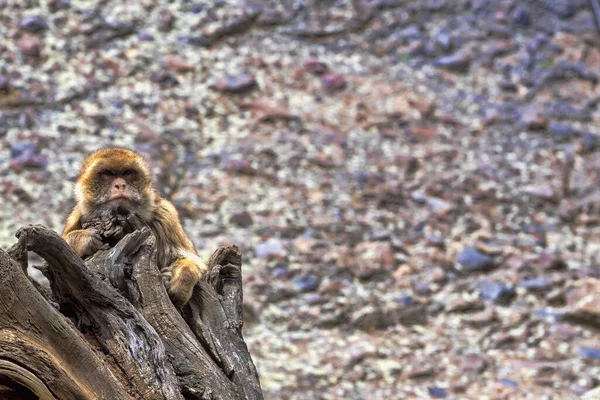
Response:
0,247,132,399
87,229,243,399
0,217,263,400
15,225,182,400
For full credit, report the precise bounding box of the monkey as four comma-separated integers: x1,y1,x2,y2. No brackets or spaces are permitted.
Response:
62,148,207,307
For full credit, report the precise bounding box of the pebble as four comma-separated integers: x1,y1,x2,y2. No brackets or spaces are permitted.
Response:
355,241,394,279
157,10,175,32
434,31,452,52
9,144,48,171
433,52,471,72
512,5,532,26
17,34,42,56
464,308,497,327
477,280,516,305
498,379,519,389
165,56,196,73
293,274,320,292
519,107,548,130
522,185,555,201
0,75,9,92
578,347,600,361
271,266,289,278
210,74,256,93
447,296,485,313
428,387,447,398
304,60,329,75
351,305,387,331
229,211,253,227
460,354,488,374
456,247,496,272
565,279,600,327
320,73,347,92
255,239,286,259
545,0,576,19
138,32,154,41
19,16,49,33
518,275,560,292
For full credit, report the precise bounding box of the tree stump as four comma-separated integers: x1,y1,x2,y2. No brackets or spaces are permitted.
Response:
0,212,263,400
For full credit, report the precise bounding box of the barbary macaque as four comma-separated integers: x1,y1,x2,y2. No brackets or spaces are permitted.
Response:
63,148,207,307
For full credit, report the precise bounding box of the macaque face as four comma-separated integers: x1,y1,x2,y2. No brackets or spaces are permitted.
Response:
94,167,143,207
76,149,154,214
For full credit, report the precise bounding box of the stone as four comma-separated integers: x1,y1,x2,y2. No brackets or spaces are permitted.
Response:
578,347,600,361
447,296,485,313
456,247,496,272
293,274,320,292
19,16,48,33
536,252,567,271
210,74,256,93
271,266,289,278
150,71,179,87
321,73,347,92
9,144,48,171
351,305,388,331
17,34,42,56
138,32,154,41
543,0,576,19
464,308,497,328
564,278,600,327
266,283,296,302
165,56,196,73
0,75,8,93
389,300,428,326
428,387,446,398
460,354,487,374
355,241,395,279
483,40,518,60
229,211,253,227
548,122,579,141
477,280,516,305
497,379,519,389
395,25,421,42
404,363,436,380
434,31,452,52
304,60,329,76
433,52,471,72
522,185,555,201
157,10,175,32
518,275,562,293
512,5,531,26
519,107,548,130
407,126,437,141
255,239,286,259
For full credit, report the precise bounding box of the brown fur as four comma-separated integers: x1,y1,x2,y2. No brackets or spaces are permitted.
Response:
63,148,207,307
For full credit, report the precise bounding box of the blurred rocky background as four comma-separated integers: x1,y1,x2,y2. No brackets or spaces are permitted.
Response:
2,0,600,398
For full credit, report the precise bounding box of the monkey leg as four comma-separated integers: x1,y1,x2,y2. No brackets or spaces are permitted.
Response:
166,256,207,307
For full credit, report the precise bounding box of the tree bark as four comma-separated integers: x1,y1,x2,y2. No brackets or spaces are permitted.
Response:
0,219,263,400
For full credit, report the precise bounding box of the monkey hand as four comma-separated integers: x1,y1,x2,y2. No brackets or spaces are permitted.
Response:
164,257,207,307
64,229,103,258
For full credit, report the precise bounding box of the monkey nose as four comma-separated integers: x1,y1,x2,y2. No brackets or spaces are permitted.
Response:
114,183,126,191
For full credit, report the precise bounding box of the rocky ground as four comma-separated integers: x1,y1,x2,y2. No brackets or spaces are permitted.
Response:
2,0,600,399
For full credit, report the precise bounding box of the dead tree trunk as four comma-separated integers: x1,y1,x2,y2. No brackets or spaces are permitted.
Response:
0,217,263,400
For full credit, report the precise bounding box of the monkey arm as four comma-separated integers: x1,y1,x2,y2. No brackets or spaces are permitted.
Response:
152,196,208,307
62,206,103,258
62,206,82,236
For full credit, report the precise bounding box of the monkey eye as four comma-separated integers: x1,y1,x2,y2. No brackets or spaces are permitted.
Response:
122,169,134,176
100,169,114,176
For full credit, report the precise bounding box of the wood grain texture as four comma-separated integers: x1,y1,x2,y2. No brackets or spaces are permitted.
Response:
0,217,262,400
